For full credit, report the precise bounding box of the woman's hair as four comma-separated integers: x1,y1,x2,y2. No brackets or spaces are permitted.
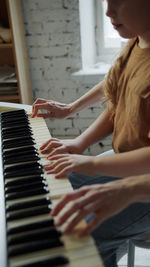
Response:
104,37,137,116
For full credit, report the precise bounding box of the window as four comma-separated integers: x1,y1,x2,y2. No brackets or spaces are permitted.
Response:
78,0,127,72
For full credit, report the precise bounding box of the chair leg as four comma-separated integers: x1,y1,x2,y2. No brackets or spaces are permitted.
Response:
127,240,135,267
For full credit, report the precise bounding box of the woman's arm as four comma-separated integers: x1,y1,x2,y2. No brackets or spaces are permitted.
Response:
93,146,150,177
32,80,105,118
40,107,113,155
124,173,150,203
74,107,113,153
70,80,105,114
46,146,150,178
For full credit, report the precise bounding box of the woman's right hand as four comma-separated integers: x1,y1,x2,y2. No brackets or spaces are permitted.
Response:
40,138,84,156
32,98,72,119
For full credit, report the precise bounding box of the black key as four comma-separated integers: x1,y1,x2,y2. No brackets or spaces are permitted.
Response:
6,186,49,200
2,120,29,128
2,111,27,119
5,180,47,193
4,162,43,178
8,228,61,245
4,154,40,165
2,123,30,131
16,255,69,267
7,219,54,235
8,239,63,256
2,130,32,139
5,175,44,187
4,167,43,179
7,204,51,221
4,161,42,172
6,197,51,211
1,112,29,124
2,136,35,149
2,116,28,124
3,146,37,158
2,125,32,136
4,162,42,172
1,109,26,117
2,114,28,121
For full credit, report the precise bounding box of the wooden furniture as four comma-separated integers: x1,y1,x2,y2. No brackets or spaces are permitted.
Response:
0,0,33,104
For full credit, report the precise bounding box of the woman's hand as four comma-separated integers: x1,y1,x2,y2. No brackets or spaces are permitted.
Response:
32,98,72,119
40,138,84,155
51,180,133,236
45,154,97,178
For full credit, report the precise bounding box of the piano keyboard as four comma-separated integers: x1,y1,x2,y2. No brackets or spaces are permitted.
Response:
0,104,104,267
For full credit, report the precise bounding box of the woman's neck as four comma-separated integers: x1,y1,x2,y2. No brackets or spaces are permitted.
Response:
138,30,150,48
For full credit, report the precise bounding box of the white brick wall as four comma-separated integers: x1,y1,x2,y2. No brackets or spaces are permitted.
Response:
22,0,112,155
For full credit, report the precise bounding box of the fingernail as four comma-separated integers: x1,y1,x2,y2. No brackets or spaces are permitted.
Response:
41,150,46,154
44,165,49,169
50,210,54,216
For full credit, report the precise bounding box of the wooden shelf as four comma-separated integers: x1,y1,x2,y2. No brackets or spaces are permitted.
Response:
0,0,33,105
0,95,20,101
0,43,13,48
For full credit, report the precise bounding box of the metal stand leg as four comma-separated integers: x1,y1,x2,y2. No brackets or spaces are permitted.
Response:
127,240,135,267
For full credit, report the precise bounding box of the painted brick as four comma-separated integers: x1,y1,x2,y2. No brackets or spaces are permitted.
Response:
73,118,95,129
22,0,110,155
37,0,63,9
46,118,72,129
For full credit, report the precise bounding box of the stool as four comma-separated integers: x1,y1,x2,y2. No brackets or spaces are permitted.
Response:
127,230,150,267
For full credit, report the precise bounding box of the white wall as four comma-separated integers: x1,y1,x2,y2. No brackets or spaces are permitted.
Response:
22,0,112,155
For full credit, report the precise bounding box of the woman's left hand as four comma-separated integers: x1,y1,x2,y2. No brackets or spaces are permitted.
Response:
44,154,97,178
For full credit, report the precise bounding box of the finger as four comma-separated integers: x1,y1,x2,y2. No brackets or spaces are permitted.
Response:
32,102,53,118
45,158,68,171
56,195,103,231
33,98,46,105
44,159,66,171
40,138,61,151
31,105,39,117
54,200,84,227
46,161,70,174
48,153,70,160
49,165,72,178
32,98,45,113
42,142,62,155
40,138,60,151
51,189,89,216
40,139,51,151
32,101,46,117
45,142,64,153
71,191,101,212
63,209,89,234
47,146,70,158
77,213,102,237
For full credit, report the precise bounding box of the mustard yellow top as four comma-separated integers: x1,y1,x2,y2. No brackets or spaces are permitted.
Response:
111,42,150,152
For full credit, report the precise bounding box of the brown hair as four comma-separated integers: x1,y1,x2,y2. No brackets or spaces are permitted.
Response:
104,38,137,116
